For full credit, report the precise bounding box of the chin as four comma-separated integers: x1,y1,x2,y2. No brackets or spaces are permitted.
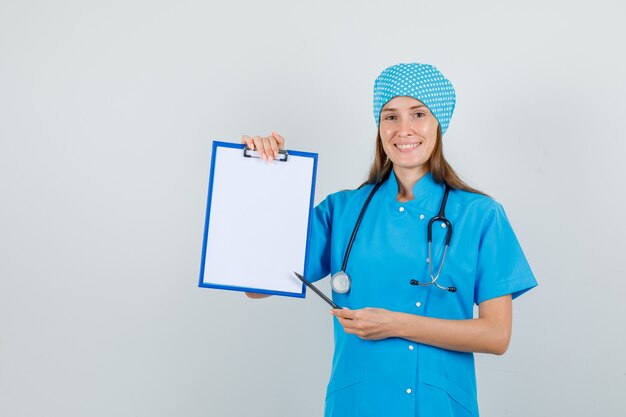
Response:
391,159,429,170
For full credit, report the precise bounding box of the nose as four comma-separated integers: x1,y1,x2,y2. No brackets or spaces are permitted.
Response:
399,117,413,137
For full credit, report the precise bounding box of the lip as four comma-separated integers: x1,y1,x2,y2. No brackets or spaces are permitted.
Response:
394,142,422,152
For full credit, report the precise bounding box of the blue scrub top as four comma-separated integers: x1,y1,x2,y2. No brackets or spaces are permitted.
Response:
306,171,537,417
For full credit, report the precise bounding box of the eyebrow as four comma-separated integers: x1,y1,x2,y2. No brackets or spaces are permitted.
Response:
381,105,427,112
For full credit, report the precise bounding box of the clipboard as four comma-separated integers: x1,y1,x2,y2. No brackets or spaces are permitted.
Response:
198,141,318,297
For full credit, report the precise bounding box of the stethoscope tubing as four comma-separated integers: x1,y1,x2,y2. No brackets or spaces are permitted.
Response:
418,184,456,292
332,180,455,294
340,181,384,273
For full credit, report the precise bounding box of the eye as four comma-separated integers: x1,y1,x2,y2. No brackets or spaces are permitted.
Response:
413,112,426,118
383,114,397,121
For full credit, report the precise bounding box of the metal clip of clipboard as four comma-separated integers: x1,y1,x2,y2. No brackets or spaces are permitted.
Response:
243,147,289,162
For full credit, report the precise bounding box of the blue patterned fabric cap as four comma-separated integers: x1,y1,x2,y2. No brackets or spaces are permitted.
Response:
373,63,456,134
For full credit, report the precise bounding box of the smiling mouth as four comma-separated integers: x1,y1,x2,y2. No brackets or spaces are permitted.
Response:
395,143,421,151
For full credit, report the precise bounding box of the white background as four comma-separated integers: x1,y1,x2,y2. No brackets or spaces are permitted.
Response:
1,1,625,416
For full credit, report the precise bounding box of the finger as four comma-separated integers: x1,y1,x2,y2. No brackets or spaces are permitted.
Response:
260,136,275,162
271,131,285,149
336,316,356,331
252,136,269,160
333,308,355,319
267,135,279,158
242,135,254,150
259,136,275,162
339,320,362,337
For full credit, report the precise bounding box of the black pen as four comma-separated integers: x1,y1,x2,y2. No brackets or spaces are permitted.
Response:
293,272,342,309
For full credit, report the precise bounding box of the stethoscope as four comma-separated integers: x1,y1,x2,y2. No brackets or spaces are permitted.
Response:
330,179,457,294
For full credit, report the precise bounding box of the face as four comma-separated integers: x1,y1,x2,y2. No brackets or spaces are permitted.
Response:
379,96,439,177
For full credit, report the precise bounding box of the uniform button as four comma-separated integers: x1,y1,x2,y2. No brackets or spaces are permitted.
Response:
419,214,425,220
408,345,414,351
406,388,412,394
415,301,422,308
399,206,405,212
441,223,447,228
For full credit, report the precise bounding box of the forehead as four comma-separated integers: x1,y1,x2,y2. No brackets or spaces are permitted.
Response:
381,96,428,110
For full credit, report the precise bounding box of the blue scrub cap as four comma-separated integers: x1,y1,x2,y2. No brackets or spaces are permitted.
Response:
373,63,456,134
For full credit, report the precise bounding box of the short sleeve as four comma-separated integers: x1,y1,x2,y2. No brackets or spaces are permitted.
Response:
474,203,538,305
305,196,332,283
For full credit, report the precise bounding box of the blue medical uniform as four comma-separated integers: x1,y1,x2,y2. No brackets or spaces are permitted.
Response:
306,171,537,417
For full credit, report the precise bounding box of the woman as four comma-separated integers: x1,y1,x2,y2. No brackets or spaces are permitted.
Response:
244,63,537,417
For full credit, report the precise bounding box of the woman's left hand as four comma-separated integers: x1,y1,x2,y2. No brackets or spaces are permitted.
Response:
332,308,398,341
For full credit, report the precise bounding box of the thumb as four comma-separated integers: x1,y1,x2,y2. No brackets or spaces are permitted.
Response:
332,307,351,318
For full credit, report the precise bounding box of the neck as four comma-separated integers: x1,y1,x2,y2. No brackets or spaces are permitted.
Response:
393,165,429,202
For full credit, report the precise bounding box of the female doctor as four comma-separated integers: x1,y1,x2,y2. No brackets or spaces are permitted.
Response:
244,63,537,417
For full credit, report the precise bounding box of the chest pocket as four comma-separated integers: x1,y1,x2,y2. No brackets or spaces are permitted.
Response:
419,284,452,319
423,222,475,320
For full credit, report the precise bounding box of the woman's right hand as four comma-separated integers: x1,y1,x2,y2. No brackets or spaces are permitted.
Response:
245,292,271,299
241,131,285,161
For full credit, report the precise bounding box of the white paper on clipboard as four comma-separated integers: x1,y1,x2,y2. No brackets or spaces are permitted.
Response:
198,141,318,297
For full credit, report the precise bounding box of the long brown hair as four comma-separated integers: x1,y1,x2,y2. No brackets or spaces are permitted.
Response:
361,126,488,196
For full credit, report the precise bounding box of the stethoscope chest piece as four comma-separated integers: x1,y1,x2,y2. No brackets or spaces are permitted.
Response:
331,271,351,293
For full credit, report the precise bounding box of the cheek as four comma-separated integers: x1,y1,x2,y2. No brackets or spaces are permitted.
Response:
422,121,439,138
379,131,391,148
379,127,392,142
421,129,439,152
